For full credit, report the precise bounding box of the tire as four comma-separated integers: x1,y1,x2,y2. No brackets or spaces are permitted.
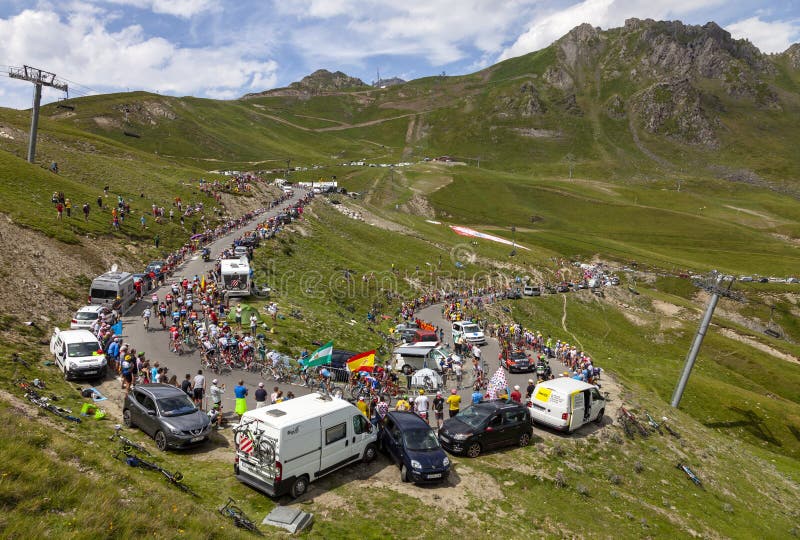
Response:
401,364,413,376
518,432,531,447
466,442,482,458
400,465,409,483
330,386,343,399
595,409,604,424
154,431,168,451
123,409,133,427
290,475,308,498
362,443,377,463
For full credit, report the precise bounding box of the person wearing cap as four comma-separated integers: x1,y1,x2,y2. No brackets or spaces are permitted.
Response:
432,391,445,429
526,379,536,400
395,394,411,412
414,389,429,423
210,378,225,422
446,388,461,418
254,382,267,408
510,385,522,403
356,396,368,417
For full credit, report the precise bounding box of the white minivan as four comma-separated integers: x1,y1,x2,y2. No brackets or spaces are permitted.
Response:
451,320,486,345
49,328,107,380
527,378,606,433
234,393,378,499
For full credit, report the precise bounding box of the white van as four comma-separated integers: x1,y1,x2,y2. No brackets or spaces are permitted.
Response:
234,393,378,499
451,320,486,345
527,378,606,433
220,257,251,298
49,328,107,380
89,270,136,314
393,343,450,374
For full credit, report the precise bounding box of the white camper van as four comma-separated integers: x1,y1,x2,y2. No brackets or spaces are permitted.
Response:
527,378,606,433
49,328,107,380
89,270,136,314
220,257,251,298
234,393,378,498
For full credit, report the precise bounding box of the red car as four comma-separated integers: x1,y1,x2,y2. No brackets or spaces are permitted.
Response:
500,349,533,373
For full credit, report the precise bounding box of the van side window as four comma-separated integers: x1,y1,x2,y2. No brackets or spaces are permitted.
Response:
325,423,347,445
353,415,368,435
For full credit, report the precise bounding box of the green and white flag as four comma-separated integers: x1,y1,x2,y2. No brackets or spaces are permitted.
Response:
304,340,333,368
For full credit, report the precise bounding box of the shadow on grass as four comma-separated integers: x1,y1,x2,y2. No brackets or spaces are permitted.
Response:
532,415,613,439
704,406,782,447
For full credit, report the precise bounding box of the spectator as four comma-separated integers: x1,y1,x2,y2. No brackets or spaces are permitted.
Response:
234,380,248,419
446,389,461,418
255,382,267,408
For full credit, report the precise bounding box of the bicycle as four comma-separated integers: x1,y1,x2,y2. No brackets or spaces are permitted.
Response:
25,390,81,423
109,424,152,456
619,407,649,437
317,378,343,399
644,412,663,435
113,449,198,496
233,420,276,462
219,497,260,533
142,314,150,332
677,463,702,487
661,417,681,439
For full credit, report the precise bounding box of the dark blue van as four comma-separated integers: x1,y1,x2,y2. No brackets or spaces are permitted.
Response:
379,411,450,483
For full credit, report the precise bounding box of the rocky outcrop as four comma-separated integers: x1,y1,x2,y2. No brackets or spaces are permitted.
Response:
782,44,800,69
631,79,718,148
605,94,626,119
243,70,367,98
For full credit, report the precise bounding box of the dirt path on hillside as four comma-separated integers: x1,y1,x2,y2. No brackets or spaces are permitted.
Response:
561,295,584,350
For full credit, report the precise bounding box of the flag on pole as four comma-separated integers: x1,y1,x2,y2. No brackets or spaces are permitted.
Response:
303,340,333,368
485,367,508,400
200,275,206,291
347,350,376,372
111,321,123,336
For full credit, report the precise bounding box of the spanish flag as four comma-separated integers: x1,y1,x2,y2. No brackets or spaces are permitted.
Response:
347,350,376,372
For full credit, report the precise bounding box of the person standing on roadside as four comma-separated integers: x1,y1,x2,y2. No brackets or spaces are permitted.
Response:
255,382,267,408
433,391,444,429
181,373,192,396
192,369,206,409
83,203,90,221
446,388,461,418
234,380,248,419
209,379,225,428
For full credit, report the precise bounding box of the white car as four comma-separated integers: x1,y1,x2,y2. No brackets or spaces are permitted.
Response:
49,328,107,380
70,305,107,330
451,320,486,345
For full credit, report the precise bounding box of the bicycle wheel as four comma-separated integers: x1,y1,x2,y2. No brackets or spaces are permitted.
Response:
329,384,343,399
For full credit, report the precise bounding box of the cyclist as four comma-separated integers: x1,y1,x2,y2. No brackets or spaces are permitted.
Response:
151,293,159,309
142,307,151,331
318,366,332,393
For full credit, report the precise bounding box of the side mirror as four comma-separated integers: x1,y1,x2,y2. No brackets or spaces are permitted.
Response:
146,409,156,416
366,422,373,433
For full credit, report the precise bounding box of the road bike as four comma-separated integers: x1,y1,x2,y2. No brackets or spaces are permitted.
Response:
677,463,702,487
109,424,151,455
219,497,260,533
25,390,81,423
113,449,198,496
618,407,649,438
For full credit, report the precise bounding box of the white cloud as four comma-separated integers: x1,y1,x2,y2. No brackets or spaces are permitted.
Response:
498,0,727,61
94,0,216,18
727,16,800,54
0,8,278,105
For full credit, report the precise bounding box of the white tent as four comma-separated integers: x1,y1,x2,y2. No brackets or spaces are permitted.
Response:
411,368,442,391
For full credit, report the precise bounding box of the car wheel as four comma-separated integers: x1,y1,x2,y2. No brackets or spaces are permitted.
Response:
362,443,377,464
290,475,308,498
123,409,133,428
466,442,481,458
518,433,531,447
400,465,409,483
595,409,604,424
154,431,168,451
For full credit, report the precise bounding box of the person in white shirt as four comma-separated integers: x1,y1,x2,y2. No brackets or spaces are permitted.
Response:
414,389,429,423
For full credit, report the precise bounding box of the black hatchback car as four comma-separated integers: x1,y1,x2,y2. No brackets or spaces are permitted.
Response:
123,384,211,451
379,411,450,483
438,400,532,458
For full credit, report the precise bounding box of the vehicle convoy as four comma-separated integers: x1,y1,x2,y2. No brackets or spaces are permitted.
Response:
527,378,606,433
393,343,451,374
89,270,136,313
220,257,251,298
123,384,212,451
438,400,532,458
49,328,107,380
234,393,378,498
379,411,450,483
451,320,486,345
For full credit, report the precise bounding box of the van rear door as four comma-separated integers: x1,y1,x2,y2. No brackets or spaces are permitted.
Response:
318,412,356,477
568,391,585,431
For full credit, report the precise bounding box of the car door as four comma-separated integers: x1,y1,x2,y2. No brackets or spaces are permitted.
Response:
483,414,504,448
381,417,401,465
501,409,527,445
320,413,353,473
351,414,372,457
568,391,586,431
590,388,605,420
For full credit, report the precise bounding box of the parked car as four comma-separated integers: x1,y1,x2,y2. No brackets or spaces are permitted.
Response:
506,288,523,299
379,411,450,483
523,285,541,296
500,348,533,373
556,283,570,293
527,378,605,433
123,384,211,451
49,328,107,381
70,304,110,330
610,276,620,286
438,400,532,458
145,260,167,281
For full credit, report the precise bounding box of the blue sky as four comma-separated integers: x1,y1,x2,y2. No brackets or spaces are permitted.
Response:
1,0,799,109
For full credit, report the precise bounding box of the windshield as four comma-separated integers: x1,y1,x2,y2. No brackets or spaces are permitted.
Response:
76,311,100,321
157,394,197,417
403,429,440,451
510,351,528,361
456,406,490,429
90,288,117,300
463,324,481,334
67,341,101,358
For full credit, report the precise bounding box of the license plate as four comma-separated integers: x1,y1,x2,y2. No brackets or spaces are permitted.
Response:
428,473,442,479
84,370,97,375
191,436,204,442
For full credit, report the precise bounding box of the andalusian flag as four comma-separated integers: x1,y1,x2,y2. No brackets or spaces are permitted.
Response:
347,350,376,372
304,340,333,368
